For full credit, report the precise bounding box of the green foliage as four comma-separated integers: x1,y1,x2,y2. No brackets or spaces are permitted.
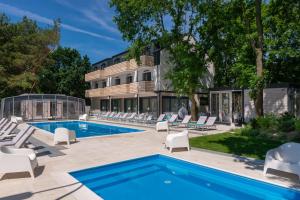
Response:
0,14,60,98
277,113,295,132
38,47,91,98
295,119,300,132
110,0,210,119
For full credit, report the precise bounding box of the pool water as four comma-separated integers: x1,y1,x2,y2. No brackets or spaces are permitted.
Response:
70,155,300,200
30,121,143,138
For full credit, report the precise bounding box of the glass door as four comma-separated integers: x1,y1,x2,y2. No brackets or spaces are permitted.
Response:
221,93,231,123
211,93,219,121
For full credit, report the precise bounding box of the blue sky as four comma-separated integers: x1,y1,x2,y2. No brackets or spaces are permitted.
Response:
0,0,129,63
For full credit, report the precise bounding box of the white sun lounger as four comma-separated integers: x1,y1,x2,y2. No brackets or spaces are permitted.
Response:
188,116,207,128
0,123,18,139
0,125,34,148
175,115,191,127
168,114,178,124
0,121,13,132
0,119,8,130
0,146,38,179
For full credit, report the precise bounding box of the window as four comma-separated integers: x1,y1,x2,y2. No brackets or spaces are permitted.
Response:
142,70,151,81
100,63,106,69
95,82,98,88
126,74,133,84
114,77,120,85
102,81,107,88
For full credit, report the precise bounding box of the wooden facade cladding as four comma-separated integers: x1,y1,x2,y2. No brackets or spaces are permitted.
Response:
85,55,154,82
85,81,155,98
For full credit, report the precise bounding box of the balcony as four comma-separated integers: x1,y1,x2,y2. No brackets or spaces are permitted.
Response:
85,81,155,98
85,55,154,82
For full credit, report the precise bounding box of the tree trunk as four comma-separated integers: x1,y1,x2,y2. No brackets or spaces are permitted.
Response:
190,94,198,121
254,0,264,116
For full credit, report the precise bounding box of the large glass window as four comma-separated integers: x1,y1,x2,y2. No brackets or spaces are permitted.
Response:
142,70,152,81
102,81,107,88
211,93,219,121
100,99,109,111
126,74,133,84
111,99,121,112
139,97,157,115
162,96,189,113
114,77,120,85
124,98,137,112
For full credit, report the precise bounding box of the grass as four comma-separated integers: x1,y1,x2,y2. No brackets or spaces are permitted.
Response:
189,131,291,160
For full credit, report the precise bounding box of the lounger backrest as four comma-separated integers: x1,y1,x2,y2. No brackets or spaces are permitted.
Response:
109,112,115,117
11,125,31,143
157,114,166,122
0,121,12,131
120,113,128,119
15,126,35,148
114,113,121,118
205,117,217,126
181,115,191,124
2,122,17,136
146,115,153,121
0,118,5,125
0,119,8,129
197,116,207,125
168,114,178,123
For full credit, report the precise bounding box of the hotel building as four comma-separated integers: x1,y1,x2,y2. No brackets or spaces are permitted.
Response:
85,47,215,117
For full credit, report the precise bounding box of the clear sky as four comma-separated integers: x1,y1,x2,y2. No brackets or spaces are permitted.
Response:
0,0,129,64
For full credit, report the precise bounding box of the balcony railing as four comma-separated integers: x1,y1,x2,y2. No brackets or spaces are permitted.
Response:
85,81,155,98
85,55,154,82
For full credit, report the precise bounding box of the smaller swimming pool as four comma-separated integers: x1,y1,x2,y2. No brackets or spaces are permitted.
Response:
30,121,143,138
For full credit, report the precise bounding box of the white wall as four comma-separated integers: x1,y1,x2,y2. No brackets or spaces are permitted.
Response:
243,88,289,122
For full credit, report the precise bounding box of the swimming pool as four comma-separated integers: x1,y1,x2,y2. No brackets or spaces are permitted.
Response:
70,154,300,200
30,121,143,138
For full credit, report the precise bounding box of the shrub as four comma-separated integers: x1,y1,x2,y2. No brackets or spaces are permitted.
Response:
295,119,300,132
239,124,259,137
277,112,295,132
255,114,278,132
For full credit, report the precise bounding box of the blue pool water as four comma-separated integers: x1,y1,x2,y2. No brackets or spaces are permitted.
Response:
70,154,300,200
30,121,142,138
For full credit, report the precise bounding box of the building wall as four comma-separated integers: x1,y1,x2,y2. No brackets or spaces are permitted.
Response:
244,88,289,122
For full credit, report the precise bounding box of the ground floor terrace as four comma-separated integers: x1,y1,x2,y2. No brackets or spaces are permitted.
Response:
0,121,299,200
89,92,209,118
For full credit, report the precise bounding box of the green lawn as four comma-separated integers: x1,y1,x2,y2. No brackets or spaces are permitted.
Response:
189,132,289,160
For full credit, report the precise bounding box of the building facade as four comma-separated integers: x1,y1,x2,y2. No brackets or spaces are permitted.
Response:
85,48,214,117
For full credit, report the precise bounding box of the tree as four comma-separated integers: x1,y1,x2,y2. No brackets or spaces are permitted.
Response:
0,14,59,98
38,47,91,98
110,0,209,120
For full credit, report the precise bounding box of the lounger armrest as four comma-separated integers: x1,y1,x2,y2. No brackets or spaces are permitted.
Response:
4,147,35,155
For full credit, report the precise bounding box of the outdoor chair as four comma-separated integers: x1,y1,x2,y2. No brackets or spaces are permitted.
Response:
10,116,23,124
174,115,191,127
156,121,169,132
264,142,300,180
0,123,18,139
0,146,38,179
165,130,189,153
54,128,77,148
0,125,34,148
79,114,88,121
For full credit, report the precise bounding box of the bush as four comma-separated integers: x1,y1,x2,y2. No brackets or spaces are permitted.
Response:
277,113,295,132
295,119,300,132
255,114,278,132
239,124,259,137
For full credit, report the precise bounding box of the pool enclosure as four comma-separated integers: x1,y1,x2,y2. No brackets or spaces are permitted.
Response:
0,94,86,121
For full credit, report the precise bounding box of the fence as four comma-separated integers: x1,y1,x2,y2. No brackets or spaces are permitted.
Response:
0,94,86,121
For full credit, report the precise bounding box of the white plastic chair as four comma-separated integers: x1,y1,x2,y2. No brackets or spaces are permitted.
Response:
79,114,88,121
264,142,300,180
10,116,23,124
0,146,38,179
156,121,169,132
165,130,189,152
54,128,77,147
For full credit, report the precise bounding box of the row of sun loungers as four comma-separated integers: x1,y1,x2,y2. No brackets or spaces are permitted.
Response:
0,117,37,179
95,112,217,130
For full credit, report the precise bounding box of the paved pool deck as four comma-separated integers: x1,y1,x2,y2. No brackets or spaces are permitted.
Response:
0,121,299,200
